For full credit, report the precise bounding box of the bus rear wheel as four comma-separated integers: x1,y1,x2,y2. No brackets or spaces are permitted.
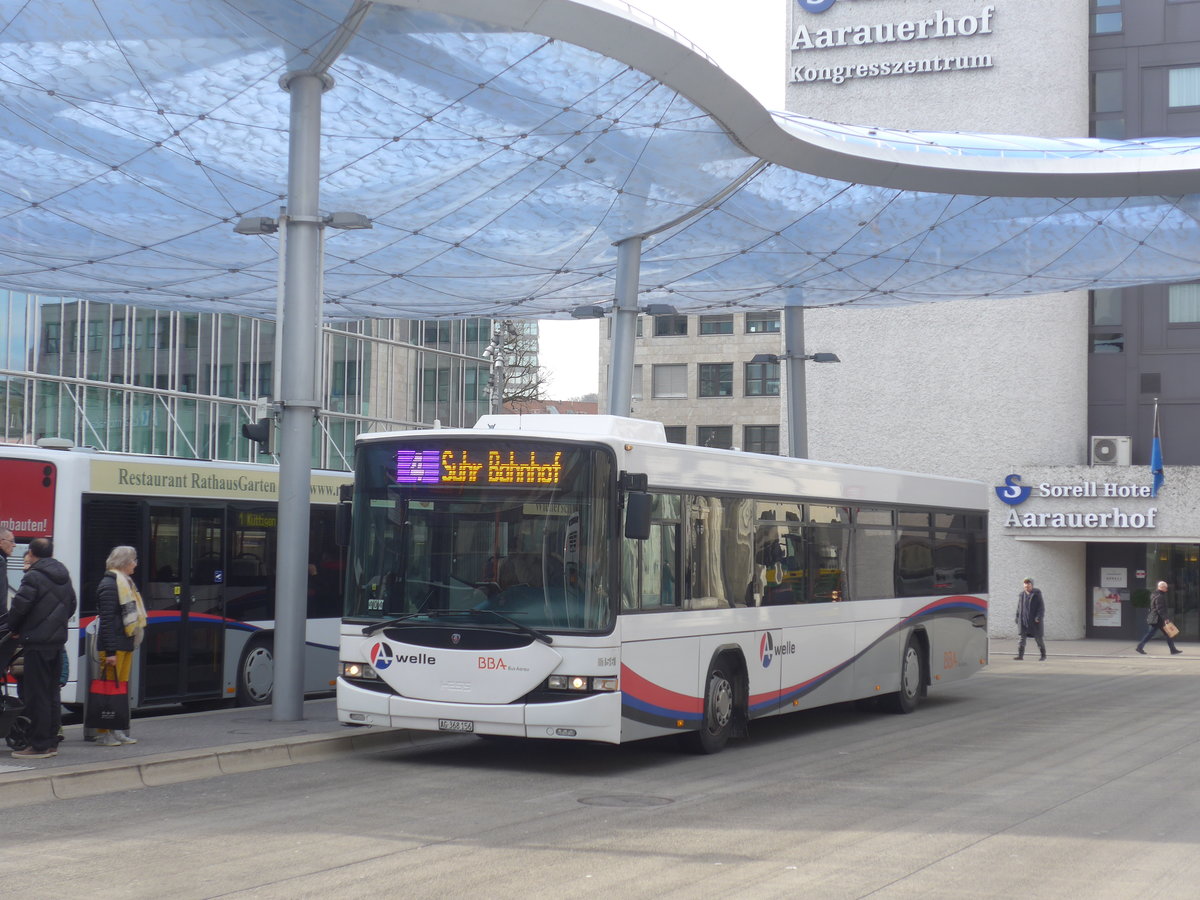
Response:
680,662,736,754
236,636,274,706
882,635,926,714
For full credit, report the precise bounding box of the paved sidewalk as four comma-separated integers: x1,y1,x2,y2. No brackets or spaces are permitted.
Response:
990,637,1195,659
0,697,423,809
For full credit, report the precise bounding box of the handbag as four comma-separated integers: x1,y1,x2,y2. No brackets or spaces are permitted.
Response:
85,665,130,731
1163,620,1180,639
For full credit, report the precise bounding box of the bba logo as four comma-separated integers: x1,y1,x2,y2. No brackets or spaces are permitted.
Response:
370,642,394,670
759,632,798,668
479,656,508,669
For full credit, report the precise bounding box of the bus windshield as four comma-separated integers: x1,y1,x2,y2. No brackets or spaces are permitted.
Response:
347,438,615,633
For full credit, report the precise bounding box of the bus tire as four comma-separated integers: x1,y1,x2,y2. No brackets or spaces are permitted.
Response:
882,634,926,714
236,636,274,707
680,660,737,754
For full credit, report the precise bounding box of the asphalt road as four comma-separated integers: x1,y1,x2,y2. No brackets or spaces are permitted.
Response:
4,653,1197,899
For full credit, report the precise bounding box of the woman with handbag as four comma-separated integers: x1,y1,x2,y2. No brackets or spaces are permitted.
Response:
93,545,147,746
1136,581,1183,656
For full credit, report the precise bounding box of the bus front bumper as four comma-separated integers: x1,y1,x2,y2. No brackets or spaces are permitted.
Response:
337,678,622,743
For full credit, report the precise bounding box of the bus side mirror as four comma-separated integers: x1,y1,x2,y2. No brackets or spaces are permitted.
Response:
335,483,352,548
624,491,652,540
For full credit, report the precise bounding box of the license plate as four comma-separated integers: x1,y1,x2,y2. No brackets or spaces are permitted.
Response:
438,718,474,733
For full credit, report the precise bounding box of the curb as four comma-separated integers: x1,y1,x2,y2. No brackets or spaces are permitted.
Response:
0,727,427,810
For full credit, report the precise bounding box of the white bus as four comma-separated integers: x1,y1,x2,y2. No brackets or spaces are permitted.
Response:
1,443,349,709
337,416,988,752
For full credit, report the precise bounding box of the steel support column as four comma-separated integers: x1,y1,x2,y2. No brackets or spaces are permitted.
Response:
783,302,808,459
273,70,329,721
607,237,642,417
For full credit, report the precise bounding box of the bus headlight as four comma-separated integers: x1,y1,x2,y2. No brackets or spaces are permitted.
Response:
592,677,619,692
341,662,378,680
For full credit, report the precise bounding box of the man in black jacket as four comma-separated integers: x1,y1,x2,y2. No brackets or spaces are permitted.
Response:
8,537,77,759
1015,578,1046,661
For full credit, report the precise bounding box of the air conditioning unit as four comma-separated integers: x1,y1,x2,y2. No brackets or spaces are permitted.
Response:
1091,435,1131,466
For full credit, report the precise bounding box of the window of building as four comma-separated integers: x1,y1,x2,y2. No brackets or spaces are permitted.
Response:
653,315,688,337
1168,283,1200,322
87,319,104,352
42,323,59,354
698,363,733,397
607,317,644,339
698,425,732,449
663,426,686,444
699,315,733,335
1091,0,1121,34
631,364,643,401
1090,70,1124,138
183,315,200,349
745,361,780,396
111,319,126,351
652,364,688,398
746,312,780,333
744,425,779,455
1169,66,1200,108
1091,289,1122,326
1092,71,1123,114
1091,333,1124,353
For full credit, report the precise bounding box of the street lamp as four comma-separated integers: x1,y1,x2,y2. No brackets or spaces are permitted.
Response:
233,212,374,234
750,347,840,458
750,352,841,364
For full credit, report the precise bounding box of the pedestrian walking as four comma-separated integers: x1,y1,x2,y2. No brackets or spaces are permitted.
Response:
1015,578,1046,660
6,537,76,759
1136,581,1182,655
93,545,146,746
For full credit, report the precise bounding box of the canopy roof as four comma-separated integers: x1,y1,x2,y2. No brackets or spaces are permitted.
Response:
3,0,1200,320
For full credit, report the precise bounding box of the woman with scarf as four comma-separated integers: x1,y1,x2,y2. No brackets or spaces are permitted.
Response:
94,545,146,746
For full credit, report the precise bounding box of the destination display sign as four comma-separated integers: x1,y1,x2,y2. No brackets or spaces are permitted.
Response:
395,445,565,488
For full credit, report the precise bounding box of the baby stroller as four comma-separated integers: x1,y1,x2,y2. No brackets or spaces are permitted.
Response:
0,612,31,751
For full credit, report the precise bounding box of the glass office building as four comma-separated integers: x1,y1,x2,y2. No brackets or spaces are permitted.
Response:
0,290,516,470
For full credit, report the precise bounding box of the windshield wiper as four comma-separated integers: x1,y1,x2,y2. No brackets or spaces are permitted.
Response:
460,608,554,644
361,608,553,644
361,610,453,635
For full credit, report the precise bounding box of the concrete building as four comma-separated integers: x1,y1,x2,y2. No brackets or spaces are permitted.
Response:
603,0,1200,644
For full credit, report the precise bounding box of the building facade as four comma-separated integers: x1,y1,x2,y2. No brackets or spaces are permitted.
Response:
604,0,1200,642
0,290,522,470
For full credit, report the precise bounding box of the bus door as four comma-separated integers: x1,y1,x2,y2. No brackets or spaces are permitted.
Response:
141,506,225,703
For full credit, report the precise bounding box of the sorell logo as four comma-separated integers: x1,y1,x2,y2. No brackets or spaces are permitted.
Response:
995,474,1032,506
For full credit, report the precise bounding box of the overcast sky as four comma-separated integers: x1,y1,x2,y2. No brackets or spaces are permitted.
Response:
537,0,782,400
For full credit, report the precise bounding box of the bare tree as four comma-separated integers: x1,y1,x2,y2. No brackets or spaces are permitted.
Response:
483,320,547,413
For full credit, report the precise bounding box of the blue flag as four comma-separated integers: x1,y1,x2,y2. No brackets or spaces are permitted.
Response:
1151,401,1164,497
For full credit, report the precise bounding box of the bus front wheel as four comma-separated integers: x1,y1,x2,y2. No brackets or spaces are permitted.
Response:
236,636,274,706
680,662,736,754
882,635,926,714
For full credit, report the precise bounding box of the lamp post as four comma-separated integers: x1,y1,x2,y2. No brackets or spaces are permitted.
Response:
748,347,840,459
232,202,371,721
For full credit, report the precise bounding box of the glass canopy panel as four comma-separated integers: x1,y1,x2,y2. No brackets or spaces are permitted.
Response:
0,0,1199,318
